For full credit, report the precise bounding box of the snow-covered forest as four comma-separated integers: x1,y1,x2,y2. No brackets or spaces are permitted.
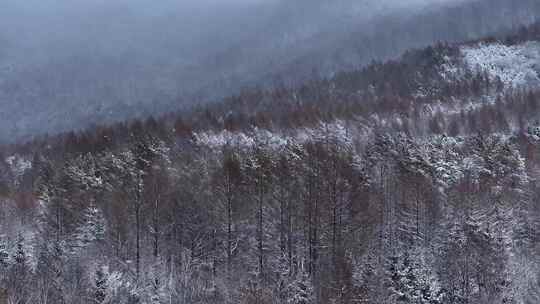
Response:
2,18,540,304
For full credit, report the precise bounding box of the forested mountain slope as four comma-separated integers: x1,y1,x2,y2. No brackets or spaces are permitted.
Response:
1,22,540,304
1,0,540,143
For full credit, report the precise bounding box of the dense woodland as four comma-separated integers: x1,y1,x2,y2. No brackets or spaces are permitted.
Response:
1,23,540,304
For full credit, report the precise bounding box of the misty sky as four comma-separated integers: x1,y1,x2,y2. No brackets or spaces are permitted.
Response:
0,0,462,64
0,0,466,97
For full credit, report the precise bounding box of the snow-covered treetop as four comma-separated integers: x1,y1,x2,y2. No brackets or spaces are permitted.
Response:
462,41,540,88
5,154,32,186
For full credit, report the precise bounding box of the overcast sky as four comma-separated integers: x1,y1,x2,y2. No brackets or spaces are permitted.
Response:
0,0,466,65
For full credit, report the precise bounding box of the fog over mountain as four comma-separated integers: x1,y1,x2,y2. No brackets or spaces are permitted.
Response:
0,0,539,142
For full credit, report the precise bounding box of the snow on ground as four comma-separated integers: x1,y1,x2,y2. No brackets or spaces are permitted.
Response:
462,41,540,88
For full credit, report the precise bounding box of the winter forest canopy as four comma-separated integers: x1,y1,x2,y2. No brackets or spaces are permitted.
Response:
2,1,540,304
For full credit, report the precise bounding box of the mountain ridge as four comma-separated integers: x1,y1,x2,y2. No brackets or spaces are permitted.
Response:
1,0,540,143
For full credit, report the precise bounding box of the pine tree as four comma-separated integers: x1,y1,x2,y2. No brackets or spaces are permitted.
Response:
94,266,108,304
287,267,314,304
0,236,8,268
6,235,30,304
73,203,106,250
13,235,27,267
387,252,443,304
148,260,167,304
36,241,66,304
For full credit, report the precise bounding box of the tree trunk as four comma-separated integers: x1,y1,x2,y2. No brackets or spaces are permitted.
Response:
153,196,160,258
136,203,141,280
227,178,233,282
258,182,264,279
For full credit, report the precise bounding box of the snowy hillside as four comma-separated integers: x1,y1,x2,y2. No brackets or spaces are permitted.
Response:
462,41,540,88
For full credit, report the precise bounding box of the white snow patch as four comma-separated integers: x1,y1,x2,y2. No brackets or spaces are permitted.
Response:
194,130,256,150
5,155,31,175
5,154,31,185
440,55,461,81
194,121,356,152
462,41,540,88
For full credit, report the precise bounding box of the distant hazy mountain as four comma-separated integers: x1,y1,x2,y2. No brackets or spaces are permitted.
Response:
0,0,539,142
